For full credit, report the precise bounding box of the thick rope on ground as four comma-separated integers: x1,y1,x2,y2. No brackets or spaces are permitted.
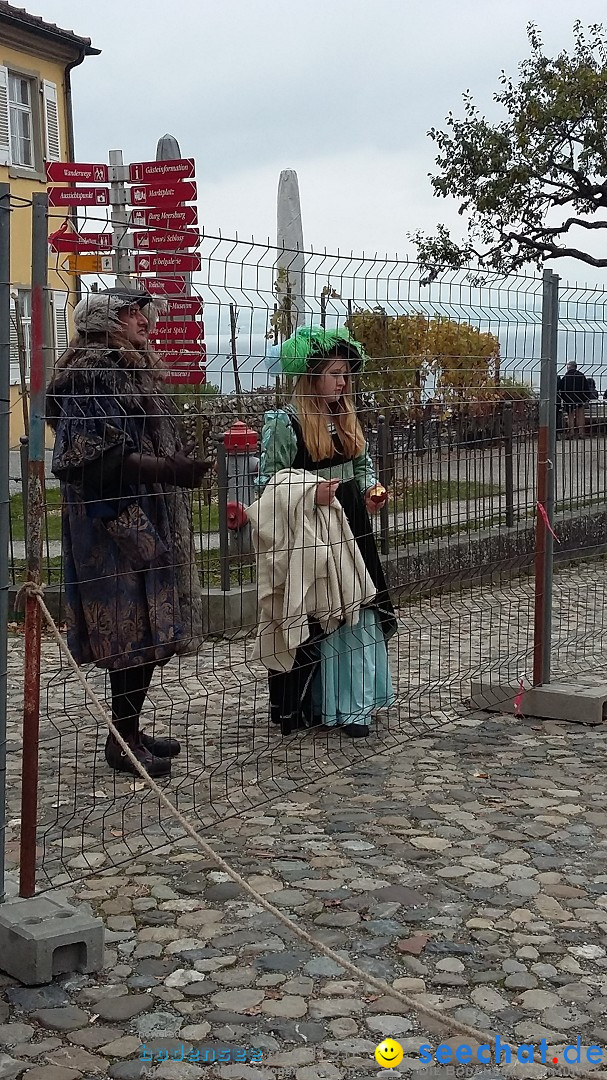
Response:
24,586,598,1079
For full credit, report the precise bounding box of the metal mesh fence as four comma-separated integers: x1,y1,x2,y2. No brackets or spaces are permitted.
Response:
8,203,607,891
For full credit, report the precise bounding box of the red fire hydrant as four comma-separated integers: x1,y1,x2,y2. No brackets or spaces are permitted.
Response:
223,421,259,551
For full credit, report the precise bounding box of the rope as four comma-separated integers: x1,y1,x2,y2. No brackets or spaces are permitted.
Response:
20,582,597,1077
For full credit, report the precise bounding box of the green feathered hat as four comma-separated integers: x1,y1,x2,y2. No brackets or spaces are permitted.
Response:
279,326,367,376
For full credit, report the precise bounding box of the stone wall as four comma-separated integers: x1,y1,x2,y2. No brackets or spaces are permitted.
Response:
19,506,607,632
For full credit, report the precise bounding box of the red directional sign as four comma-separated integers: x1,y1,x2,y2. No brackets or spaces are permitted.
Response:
129,158,195,183
130,181,197,207
159,341,207,384
48,187,109,207
134,229,199,251
158,344,206,362
137,277,187,297
165,366,206,386
49,232,112,252
153,321,204,341
165,298,203,317
46,161,108,183
135,253,201,273
129,207,198,229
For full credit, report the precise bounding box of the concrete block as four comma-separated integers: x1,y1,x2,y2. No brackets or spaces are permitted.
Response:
470,678,607,725
202,584,257,636
0,893,104,985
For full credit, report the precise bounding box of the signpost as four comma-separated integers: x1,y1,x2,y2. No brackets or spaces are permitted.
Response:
130,206,198,229
44,143,206,385
133,229,199,250
48,187,109,206
129,158,195,183
163,366,206,386
60,254,114,274
164,298,203,317
154,344,206,362
49,232,112,252
153,321,204,340
137,276,187,296
130,181,197,207
46,162,108,183
134,252,201,274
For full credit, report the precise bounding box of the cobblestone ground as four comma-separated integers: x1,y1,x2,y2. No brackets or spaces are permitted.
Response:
2,569,607,1079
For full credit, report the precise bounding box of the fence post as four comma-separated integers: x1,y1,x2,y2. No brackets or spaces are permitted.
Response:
503,402,514,528
19,193,48,898
216,435,231,592
0,184,11,902
377,415,390,557
533,270,559,687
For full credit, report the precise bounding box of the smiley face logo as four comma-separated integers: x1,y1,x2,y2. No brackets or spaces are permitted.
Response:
375,1039,404,1068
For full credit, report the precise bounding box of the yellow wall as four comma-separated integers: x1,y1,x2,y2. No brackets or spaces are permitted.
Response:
1,42,77,447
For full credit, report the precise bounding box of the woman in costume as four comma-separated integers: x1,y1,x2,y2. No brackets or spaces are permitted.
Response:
255,326,397,738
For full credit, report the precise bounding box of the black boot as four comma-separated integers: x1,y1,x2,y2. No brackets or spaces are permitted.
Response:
105,734,171,778
139,732,181,758
343,723,370,738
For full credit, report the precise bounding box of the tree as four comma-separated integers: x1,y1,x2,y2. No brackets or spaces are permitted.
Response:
346,308,500,411
412,22,607,281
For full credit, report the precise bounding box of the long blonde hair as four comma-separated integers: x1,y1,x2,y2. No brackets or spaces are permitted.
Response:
292,357,365,462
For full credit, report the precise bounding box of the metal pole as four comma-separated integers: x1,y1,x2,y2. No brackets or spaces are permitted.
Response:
109,149,131,289
19,436,28,548
20,192,48,898
0,184,11,902
13,295,29,436
533,270,558,686
377,414,390,557
216,436,231,592
543,273,559,682
229,304,243,417
503,401,514,528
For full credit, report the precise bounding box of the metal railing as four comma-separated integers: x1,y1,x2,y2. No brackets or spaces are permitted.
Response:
5,197,607,895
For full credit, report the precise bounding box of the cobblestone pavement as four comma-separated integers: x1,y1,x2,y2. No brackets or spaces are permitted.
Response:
3,565,607,1079
4,699,607,1074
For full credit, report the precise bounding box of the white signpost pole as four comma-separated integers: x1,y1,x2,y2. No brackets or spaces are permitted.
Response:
108,149,132,288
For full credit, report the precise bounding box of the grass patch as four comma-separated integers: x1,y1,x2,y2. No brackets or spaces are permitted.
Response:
396,479,501,512
191,496,220,533
9,478,500,545
10,487,63,542
10,488,222,541
11,550,251,591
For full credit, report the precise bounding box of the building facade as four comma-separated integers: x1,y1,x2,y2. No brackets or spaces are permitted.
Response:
0,1,98,446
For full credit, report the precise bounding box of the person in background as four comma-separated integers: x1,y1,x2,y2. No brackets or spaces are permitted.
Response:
46,288,210,778
252,326,397,739
559,361,592,439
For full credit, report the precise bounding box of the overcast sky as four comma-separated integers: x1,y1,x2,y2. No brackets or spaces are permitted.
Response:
33,0,607,283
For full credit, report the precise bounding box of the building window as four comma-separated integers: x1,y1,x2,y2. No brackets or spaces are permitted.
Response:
0,68,61,169
8,74,34,168
10,289,32,385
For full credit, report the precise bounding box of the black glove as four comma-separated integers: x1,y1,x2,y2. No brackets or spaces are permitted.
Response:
163,451,212,489
123,449,211,489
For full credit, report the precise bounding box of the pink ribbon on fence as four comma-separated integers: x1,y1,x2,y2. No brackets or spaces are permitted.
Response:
537,502,560,543
513,677,525,717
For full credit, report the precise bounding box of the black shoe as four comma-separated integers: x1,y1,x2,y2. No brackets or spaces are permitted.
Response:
139,731,181,758
105,735,171,778
342,723,370,738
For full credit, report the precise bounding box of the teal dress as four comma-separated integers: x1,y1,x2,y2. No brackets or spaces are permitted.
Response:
256,408,396,733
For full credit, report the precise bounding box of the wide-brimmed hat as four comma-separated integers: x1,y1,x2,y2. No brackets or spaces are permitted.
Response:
276,326,367,376
73,288,166,336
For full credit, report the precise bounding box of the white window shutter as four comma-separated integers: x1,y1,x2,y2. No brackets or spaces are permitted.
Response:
53,291,69,357
0,66,10,166
9,305,19,385
43,79,61,162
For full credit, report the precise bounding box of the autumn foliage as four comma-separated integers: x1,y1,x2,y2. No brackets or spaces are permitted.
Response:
346,307,501,409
